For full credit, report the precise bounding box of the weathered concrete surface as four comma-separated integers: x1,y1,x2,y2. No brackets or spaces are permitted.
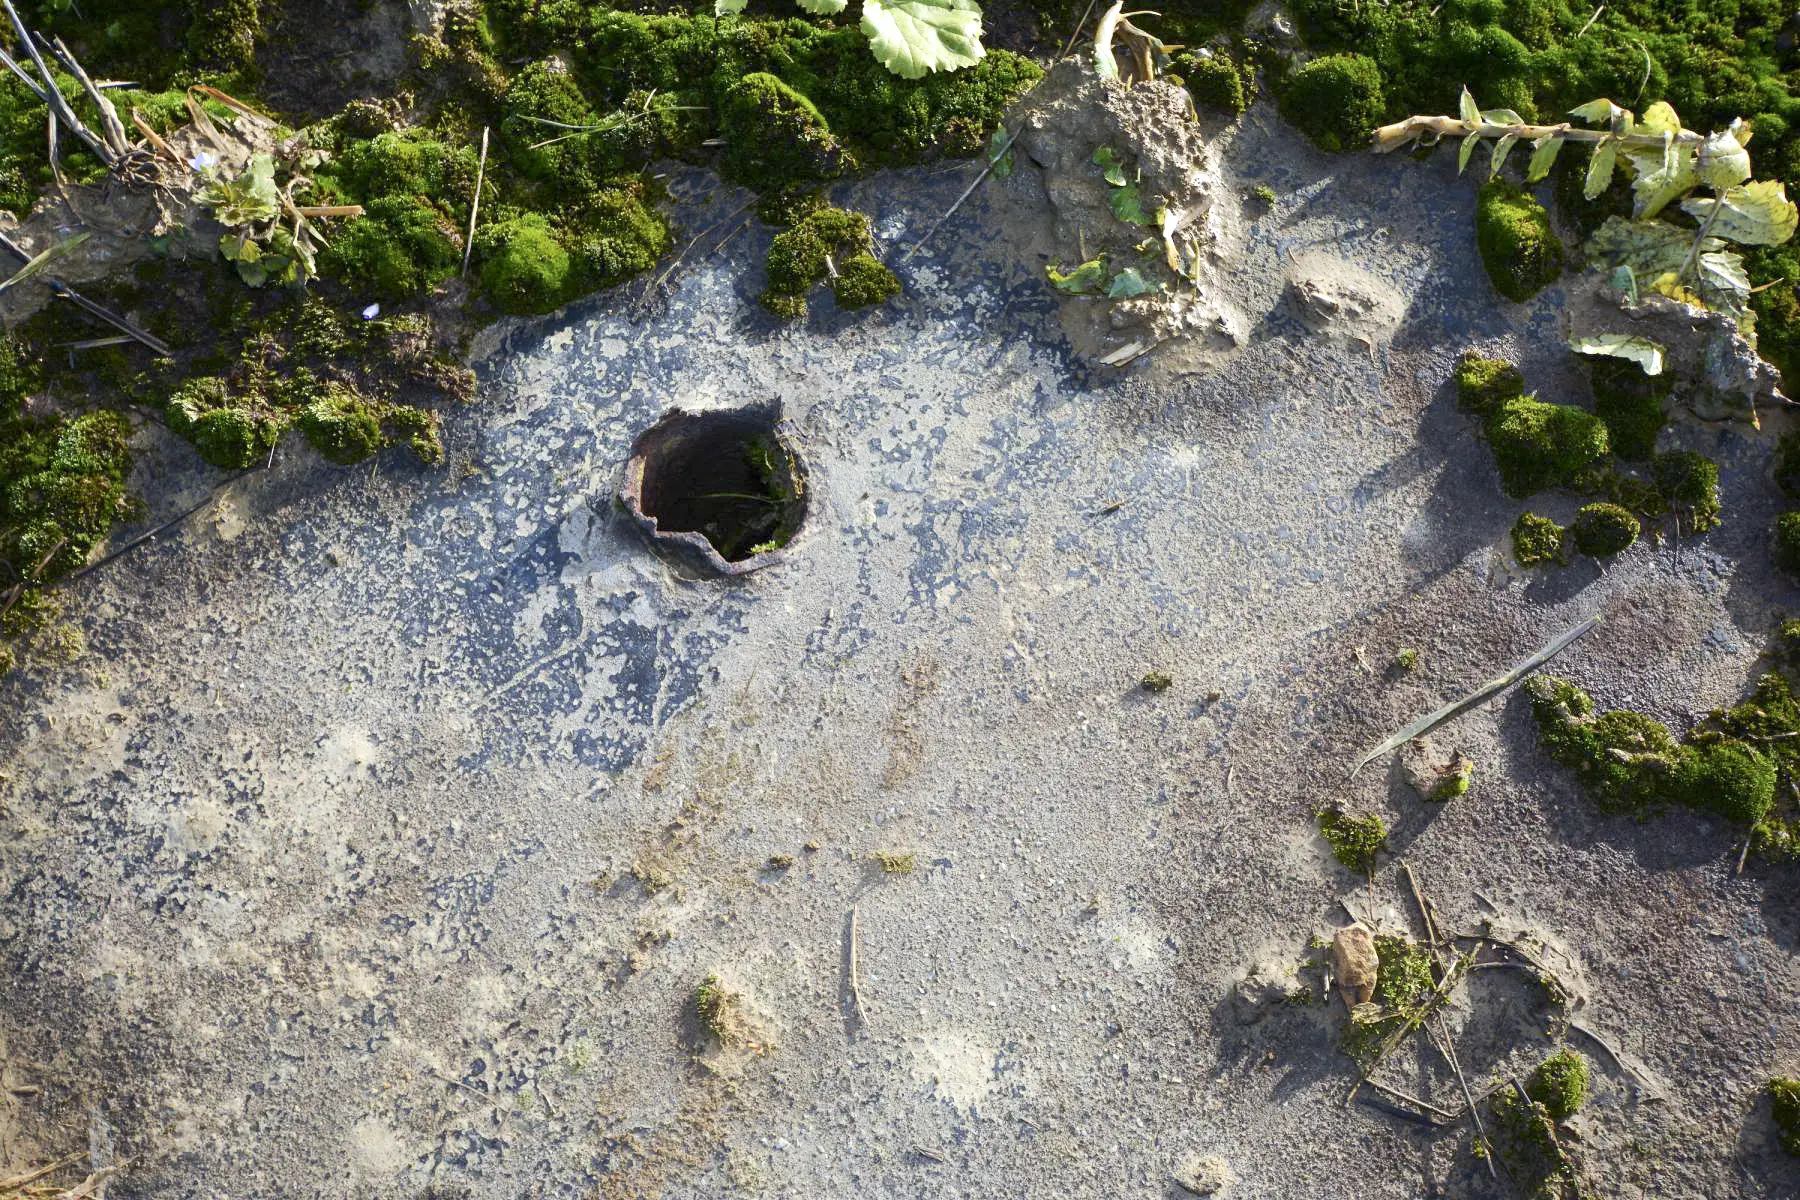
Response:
3,104,1799,1198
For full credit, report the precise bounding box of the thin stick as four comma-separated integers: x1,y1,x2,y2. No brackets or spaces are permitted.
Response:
1435,1011,1497,1178
0,228,170,355
1056,0,1101,62
1,2,108,162
0,1152,84,1191
1349,615,1599,777
461,126,488,280
901,127,1016,263
1576,4,1606,38
1362,1076,1460,1121
848,904,870,1028
1356,1090,1452,1129
1400,861,1446,969
1373,112,1702,155
54,471,251,587
1735,833,1753,876
47,35,127,154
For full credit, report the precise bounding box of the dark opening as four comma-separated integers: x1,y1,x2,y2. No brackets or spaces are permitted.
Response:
623,407,807,570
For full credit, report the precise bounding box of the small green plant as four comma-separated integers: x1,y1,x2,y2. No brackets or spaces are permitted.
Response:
1570,502,1639,557
196,153,336,289
1339,934,1440,1068
1527,1050,1590,1121
1317,805,1386,874
1393,648,1418,672
1250,183,1276,206
695,973,759,1049
1653,450,1720,532
1512,512,1569,567
1141,671,1173,692
872,850,917,874
716,0,986,80
1454,352,1525,416
1772,1077,1800,1155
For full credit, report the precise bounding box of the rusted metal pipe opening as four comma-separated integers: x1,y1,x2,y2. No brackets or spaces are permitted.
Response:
619,405,807,576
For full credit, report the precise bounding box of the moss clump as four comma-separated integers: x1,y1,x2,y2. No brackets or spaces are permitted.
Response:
1141,671,1173,693
330,130,477,209
1317,804,1386,874
186,0,263,76
1485,395,1609,498
761,206,897,320
1668,735,1777,825
1512,511,1568,567
1476,182,1564,303
694,974,756,1048
1527,1050,1590,1121
720,72,847,193
1178,50,1253,115
1570,502,1639,557
319,195,461,302
1490,1086,1578,1198
1653,450,1720,532
165,378,283,470
1589,357,1668,462
1775,512,1800,575
1394,647,1418,672
1,373,136,592
1277,52,1385,154
296,386,384,465
564,182,673,288
1340,934,1439,1067
1454,351,1525,417
1772,1078,1800,1155
502,59,602,182
1427,752,1474,802
474,212,572,315
872,850,916,875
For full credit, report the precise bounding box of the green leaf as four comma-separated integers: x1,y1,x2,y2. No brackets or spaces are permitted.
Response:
1525,135,1564,183
1092,146,1127,187
1679,179,1799,246
1459,88,1480,127
1105,267,1159,298
1695,123,1752,191
1109,183,1153,225
1481,108,1524,127
1623,135,1695,217
1583,141,1618,199
1458,131,1480,176
1639,101,1681,136
1489,133,1519,180
1570,334,1665,375
714,0,747,12
861,0,985,79
795,0,847,11
1585,216,1750,318
1569,98,1621,126
0,230,87,293
988,128,1014,179
1047,258,1108,295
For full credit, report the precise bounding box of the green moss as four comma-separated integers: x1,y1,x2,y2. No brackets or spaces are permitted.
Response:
1653,450,1720,532
1428,753,1474,802
1527,675,1679,813
1527,1050,1590,1121
1178,51,1252,116
383,404,444,466
564,181,672,291
831,253,900,310
1141,671,1173,693
1277,53,1385,154
873,850,916,874
1589,357,1668,462
1454,352,1524,417
331,130,477,211
186,0,263,76
1776,512,1800,574
1,395,135,589
1394,647,1418,671
1485,395,1609,498
1669,735,1777,825
296,386,383,465
474,212,572,315
1475,182,1564,303
501,59,602,183
1512,511,1568,567
1570,502,1639,557
166,378,282,469
1317,804,1385,874
1371,934,1434,1012
761,206,896,319
1773,1078,1800,1155
320,195,461,302
720,71,847,193
1489,1087,1576,1197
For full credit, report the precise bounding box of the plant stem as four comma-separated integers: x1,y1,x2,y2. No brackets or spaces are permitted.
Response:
1677,184,1726,285
1372,114,1699,155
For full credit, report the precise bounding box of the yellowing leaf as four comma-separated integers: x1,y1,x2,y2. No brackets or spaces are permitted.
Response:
1489,133,1519,180
1640,101,1681,136
715,0,748,12
1481,108,1524,126
795,0,848,11
1569,98,1622,126
1624,135,1696,218
1570,333,1665,375
1459,88,1480,127
1695,125,1752,191
861,0,985,79
1584,141,1618,199
1679,179,1799,246
1458,131,1480,175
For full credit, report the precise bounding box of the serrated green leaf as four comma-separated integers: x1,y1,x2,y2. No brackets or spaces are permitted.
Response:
715,0,747,12
1569,98,1620,125
1458,131,1480,175
1585,216,1749,316
988,128,1014,179
1481,108,1524,127
1608,264,1639,305
1459,88,1480,126
1584,141,1618,199
1489,133,1519,180
1109,184,1153,225
1679,179,1799,246
1695,125,1752,191
1092,146,1127,186
1047,257,1108,295
1105,267,1160,299
861,0,985,79
1639,101,1680,136
1623,135,1695,217
1525,135,1564,183
795,0,848,11
1570,334,1665,375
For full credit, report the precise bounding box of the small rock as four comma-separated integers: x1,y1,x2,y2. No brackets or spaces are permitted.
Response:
1231,958,1305,1024
1400,738,1475,802
1333,923,1378,1009
1172,1152,1235,1196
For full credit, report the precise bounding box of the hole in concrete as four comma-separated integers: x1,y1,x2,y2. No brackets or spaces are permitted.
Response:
620,405,807,575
